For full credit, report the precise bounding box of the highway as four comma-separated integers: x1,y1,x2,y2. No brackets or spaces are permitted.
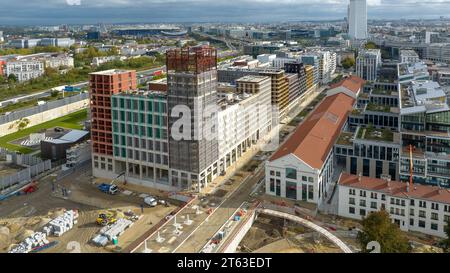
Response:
0,66,166,108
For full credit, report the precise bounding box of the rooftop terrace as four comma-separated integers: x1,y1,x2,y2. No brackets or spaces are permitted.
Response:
356,126,395,143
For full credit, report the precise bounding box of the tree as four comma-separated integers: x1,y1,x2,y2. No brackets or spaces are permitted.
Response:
365,41,379,50
441,220,450,252
7,74,17,83
357,210,411,253
341,57,355,69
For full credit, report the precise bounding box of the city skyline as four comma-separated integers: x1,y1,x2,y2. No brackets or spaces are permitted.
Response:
1,0,450,25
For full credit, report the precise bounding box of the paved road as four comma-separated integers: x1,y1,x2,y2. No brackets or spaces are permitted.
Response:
174,167,264,253
0,66,166,107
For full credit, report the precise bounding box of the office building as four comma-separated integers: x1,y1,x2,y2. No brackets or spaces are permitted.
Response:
399,80,450,188
400,50,420,64
356,49,382,81
348,0,368,40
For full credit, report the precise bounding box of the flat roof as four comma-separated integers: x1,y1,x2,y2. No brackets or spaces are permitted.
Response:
60,130,89,142
236,75,270,83
339,172,450,204
90,69,135,75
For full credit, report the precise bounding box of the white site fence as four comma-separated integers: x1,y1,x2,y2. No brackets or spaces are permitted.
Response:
0,149,52,197
0,93,89,125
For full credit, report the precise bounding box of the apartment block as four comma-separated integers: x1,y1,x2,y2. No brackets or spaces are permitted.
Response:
338,173,450,238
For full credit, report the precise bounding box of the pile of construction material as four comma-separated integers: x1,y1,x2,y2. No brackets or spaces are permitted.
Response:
43,210,79,237
8,232,49,253
91,218,133,247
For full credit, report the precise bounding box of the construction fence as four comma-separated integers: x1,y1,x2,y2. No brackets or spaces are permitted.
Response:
0,93,89,125
0,151,52,194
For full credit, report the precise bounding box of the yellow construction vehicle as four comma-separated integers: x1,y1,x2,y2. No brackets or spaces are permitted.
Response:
96,211,117,226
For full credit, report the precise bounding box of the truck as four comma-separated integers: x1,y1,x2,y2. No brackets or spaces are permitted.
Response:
98,183,118,195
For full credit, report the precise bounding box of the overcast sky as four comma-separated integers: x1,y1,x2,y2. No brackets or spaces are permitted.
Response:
1,0,450,25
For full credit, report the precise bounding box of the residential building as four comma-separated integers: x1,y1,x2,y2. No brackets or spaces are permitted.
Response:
90,69,137,175
5,60,44,82
338,173,450,238
91,47,273,192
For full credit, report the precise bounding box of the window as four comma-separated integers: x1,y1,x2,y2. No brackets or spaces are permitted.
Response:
431,223,438,231
419,201,427,208
308,185,314,200
286,168,297,180
371,192,378,199
410,209,414,216
445,205,450,213
419,210,426,218
410,219,414,226
419,220,426,228
308,177,314,183
270,170,275,176
349,197,355,205
363,159,370,177
371,202,377,209
431,212,439,221
410,200,415,206
381,194,386,201
432,203,439,211
360,190,366,197
276,172,280,177
360,200,366,207
444,215,450,222
349,189,356,196
360,209,366,216
350,157,357,175
349,207,355,214
302,176,307,182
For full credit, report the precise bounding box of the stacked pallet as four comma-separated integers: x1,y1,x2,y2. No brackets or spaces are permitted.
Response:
9,232,49,253
46,210,79,237
101,218,133,241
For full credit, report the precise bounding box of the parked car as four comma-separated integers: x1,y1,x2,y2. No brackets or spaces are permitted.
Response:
144,196,158,207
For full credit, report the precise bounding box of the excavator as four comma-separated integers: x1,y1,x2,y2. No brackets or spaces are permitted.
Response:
96,211,117,226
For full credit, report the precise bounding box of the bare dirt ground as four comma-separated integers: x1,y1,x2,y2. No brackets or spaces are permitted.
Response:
0,165,179,253
237,215,341,253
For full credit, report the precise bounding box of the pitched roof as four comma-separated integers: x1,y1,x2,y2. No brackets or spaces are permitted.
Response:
269,93,355,169
339,173,450,204
329,75,366,95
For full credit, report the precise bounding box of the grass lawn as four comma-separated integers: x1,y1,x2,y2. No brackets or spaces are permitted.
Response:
0,109,88,154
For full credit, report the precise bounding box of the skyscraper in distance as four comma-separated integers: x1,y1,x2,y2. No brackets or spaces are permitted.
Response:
348,0,367,40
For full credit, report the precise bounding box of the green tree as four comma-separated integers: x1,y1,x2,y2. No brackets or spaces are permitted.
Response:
441,220,450,252
357,210,411,253
365,41,379,50
7,74,17,83
341,57,355,69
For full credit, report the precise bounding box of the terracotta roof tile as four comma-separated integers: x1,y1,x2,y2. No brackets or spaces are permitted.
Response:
329,75,366,95
269,93,355,169
339,173,450,204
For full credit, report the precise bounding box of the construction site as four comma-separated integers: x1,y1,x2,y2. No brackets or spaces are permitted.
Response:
0,163,184,253
237,214,343,253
